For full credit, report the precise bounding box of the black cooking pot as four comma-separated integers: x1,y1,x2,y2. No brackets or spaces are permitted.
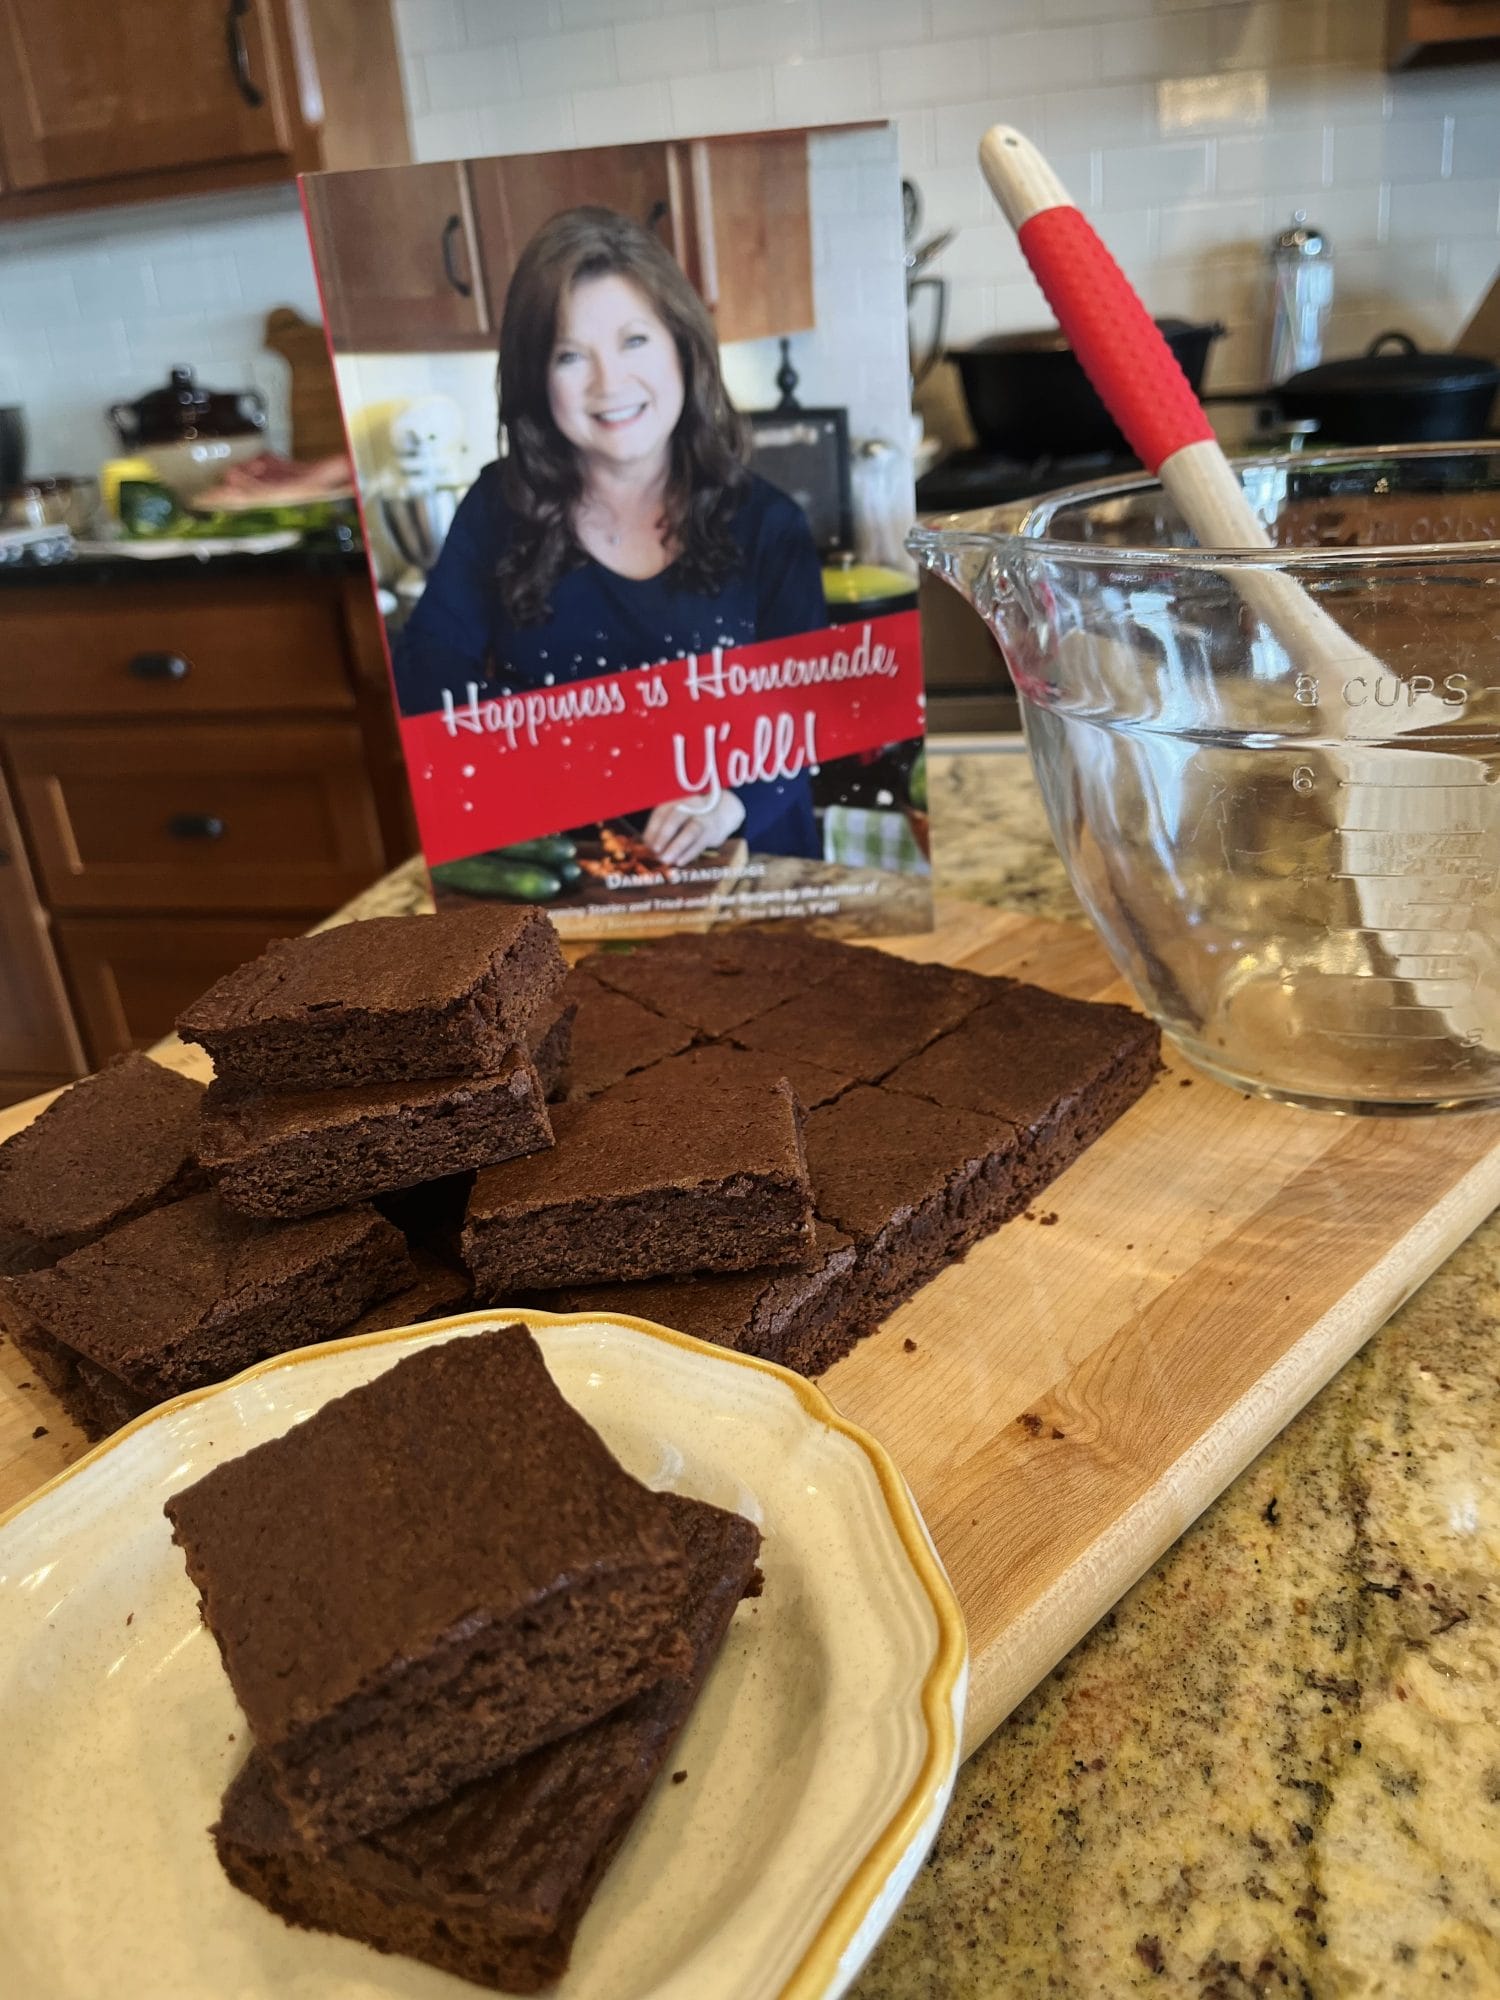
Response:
1278,331,1500,445
950,318,1223,459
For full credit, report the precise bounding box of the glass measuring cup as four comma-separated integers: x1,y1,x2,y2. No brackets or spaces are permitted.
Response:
912,443,1500,1113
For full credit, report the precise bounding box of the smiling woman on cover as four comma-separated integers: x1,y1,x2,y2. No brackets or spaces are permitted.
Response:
395,205,827,863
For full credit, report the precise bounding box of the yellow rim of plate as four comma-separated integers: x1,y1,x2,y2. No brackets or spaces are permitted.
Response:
0,1306,967,2000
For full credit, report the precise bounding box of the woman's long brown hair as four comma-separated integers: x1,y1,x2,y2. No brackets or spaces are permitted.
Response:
496,206,749,626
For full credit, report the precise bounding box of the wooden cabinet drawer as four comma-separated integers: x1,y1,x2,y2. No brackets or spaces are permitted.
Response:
0,580,359,718
54,916,304,1065
6,721,386,914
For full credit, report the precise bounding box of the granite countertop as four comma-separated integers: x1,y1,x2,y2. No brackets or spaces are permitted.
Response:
346,750,1500,1997
0,539,368,589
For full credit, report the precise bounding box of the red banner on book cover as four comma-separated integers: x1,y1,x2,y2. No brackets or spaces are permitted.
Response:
398,610,924,866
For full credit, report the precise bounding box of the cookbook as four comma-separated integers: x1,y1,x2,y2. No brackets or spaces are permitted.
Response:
302,121,930,938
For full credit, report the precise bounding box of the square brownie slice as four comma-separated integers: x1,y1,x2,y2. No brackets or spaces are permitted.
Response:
883,983,1162,1204
0,1194,412,1432
548,1220,862,1378
0,1053,206,1275
198,1052,554,1221
176,908,565,1093
731,952,995,1085
166,1325,691,1851
213,1494,762,1993
463,1071,815,1298
579,929,853,1038
338,1251,472,1337
804,1085,1022,1324
625,1038,853,1111
556,967,693,1101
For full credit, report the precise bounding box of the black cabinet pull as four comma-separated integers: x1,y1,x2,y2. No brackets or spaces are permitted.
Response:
645,198,670,234
128,651,190,682
225,0,265,108
167,813,226,841
441,215,472,298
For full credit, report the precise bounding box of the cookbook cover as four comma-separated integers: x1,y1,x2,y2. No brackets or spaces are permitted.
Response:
301,122,930,939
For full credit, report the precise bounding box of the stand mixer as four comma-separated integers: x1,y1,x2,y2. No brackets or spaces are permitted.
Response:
379,396,471,603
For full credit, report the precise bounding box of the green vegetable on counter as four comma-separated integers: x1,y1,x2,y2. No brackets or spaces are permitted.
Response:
491,836,578,867
909,747,928,812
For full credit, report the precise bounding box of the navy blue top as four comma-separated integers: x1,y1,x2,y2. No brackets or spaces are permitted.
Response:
394,463,827,857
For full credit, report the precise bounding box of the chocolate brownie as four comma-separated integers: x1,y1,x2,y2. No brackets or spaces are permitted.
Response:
549,1221,862,1377
0,1195,411,1431
0,1053,206,1275
463,1071,815,1298
804,1085,1022,1323
165,1325,691,1851
884,982,1162,1202
732,951,994,1084
579,928,853,1037
338,1252,472,1337
556,967,693,1101
528,991,576,1101
213,1494,761,1993
176,908,566,1093
199,1052,554,1221
622,1038,853,1112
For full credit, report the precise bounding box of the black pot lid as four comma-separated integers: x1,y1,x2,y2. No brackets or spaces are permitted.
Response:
1284,330,1500,397
957,316,1210,356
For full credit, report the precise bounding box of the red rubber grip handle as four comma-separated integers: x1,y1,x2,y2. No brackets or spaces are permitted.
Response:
1016,205,1215,474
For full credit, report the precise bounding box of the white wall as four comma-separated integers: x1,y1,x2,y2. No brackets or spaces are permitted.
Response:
3,0,1498,475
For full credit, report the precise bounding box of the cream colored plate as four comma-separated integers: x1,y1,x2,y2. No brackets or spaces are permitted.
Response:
0,1309,966,2000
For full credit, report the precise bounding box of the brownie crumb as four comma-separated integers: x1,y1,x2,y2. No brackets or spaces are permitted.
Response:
17,1380,31,1390
1019,1412,1043,1436
1178,1078,1193,1088
31,1424,47,1439
125,1612,134,1626
903,1337,917,1353
1038,1211,1059,1226
1050,1426,1065,1440
671,1770,687,1785
1124,1243,1134,1251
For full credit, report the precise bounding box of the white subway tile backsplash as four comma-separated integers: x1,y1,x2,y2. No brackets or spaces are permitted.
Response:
477,93,579,151
465,0,564,37
410,105,487,158
1451,112,1500,183
1156,194,1264,260
1099,11,1211,83
558,0,657,23
151,255,243,313
1329,118,1448,188
877,37,989,109
573,75,673,141
1100,138,1209,209
615,11,712,78
422,42,520,111
931,0,1037,36
1042,80,1155,147
1388,178,1500,243
0,267,83,328
771,52,877,127
823,0,925,56
715,0,819,71
517,25,616,92
668,63,773,134
990,26,1097,94
1216,128,1325,198
398,0,469,54
1156,72,1268,135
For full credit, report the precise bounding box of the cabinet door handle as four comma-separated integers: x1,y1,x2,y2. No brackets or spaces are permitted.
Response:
167,813,226,841
441,215,473,298
225,0,266,108
128,651,191,682
645,198,670,234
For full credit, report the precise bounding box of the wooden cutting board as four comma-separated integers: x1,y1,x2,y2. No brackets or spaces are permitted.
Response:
4,901,1500,1759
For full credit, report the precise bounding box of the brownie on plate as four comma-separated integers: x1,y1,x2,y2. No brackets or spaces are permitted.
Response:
731,952,993,1085
199,1053,554,1220
213,1494,762,1994
883,981,1162,1200
549,1221,861,1377
0,1053,206,1275
804,1085,1022,1323
0,1195,412,1437
176,908,566,1093
165,1325,692,1851
463,1071,815,1298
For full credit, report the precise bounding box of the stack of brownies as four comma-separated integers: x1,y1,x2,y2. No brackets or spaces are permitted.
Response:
165,1322,763,1989
0,906,1162,1442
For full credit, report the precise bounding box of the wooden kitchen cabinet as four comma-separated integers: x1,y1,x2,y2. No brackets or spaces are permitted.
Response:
324,133,814,354
1390,0,1500,62
0,759,86,1096
0,0,408,221
53,917,305,1067
302,160,488,352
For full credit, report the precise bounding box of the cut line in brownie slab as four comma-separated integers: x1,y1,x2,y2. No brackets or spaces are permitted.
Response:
623,1037,853,1112
463,1071,815,1298
731,952,998,1086
548,1221,861,1379
176,907,566,1093
199,1051,554,1221
166,1324,692,1853
804,1085,1022,1324
0,1052,206,1275
0,1194,412,1427
883,982,1163,1204
214,1494,762,1995
555,968,693,1102
579,928,856,1038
